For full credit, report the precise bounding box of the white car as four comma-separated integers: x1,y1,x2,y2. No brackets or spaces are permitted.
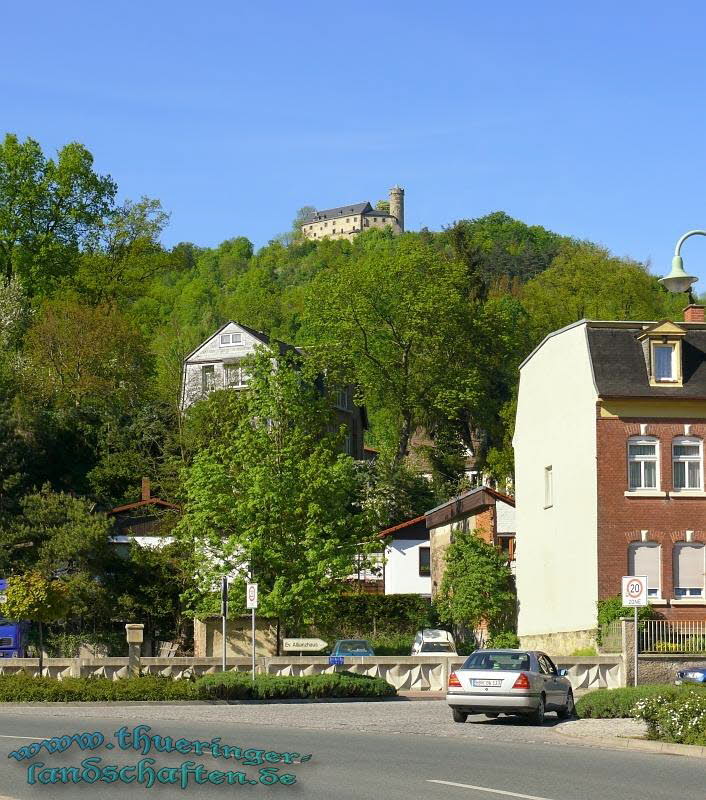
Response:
446,649,575,725
411,629,457,655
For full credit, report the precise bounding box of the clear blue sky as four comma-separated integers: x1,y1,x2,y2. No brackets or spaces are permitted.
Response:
3,1,706,286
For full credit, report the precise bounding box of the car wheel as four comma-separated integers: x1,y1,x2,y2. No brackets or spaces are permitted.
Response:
484,713,499,718
529,694,545,726
557,690,575,720
451,708,468,723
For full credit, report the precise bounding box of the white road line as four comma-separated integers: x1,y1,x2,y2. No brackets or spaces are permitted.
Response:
427,780,556,800
0,734,43,740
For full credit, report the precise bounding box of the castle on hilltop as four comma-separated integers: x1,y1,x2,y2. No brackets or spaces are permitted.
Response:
301,186,404,241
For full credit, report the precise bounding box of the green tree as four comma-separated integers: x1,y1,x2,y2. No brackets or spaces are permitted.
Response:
2,571,69,674
176,348,375,643
435,530,516,642
0,134,116,295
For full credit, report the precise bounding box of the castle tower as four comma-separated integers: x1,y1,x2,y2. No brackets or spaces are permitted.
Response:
389,185,404,232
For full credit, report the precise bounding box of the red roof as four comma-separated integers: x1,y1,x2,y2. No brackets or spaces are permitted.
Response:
377,515,426,538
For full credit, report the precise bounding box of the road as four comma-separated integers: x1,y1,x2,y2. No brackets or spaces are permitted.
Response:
0,701,701,800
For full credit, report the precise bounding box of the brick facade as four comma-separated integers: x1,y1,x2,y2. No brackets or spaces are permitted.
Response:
596,413,706,620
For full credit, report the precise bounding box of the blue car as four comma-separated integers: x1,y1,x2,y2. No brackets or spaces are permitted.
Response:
330,639,375,657
675,668,706,684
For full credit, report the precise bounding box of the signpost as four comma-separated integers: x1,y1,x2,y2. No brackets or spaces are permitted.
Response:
220,577,228,673
246,582,258,681
622,575,648,686
282,638,328,653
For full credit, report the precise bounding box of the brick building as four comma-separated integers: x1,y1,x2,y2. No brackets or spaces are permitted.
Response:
514,306,706,653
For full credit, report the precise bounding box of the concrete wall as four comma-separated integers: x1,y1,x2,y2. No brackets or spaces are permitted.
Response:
514,323,599,639
496,498,515,534
194,616,278,657
519,629,598,656
384,538,431,596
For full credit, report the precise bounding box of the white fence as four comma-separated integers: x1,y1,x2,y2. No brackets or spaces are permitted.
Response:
0,655,622,691
641,619,706,653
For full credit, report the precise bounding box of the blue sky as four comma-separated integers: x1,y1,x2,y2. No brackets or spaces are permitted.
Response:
3,1,706,286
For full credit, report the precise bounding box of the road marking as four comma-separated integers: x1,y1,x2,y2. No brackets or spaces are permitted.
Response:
0,735,44,741
427,780,555,799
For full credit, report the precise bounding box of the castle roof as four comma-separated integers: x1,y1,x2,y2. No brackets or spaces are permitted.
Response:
303,203,397,224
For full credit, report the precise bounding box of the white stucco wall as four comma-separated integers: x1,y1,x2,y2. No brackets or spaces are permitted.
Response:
513,323,598,637
496,499,515,533
384,539,431,596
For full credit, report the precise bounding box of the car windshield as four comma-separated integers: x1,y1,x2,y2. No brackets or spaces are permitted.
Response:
336,641,370,654
462,651,531,671
421,642,454,652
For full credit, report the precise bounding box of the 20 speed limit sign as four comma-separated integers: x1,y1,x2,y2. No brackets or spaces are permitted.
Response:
622,575,648,607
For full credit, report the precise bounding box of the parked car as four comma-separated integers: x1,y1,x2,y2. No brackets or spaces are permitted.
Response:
675,667,706,684
411,629,457,655
330,639,375,657
446,649,574,725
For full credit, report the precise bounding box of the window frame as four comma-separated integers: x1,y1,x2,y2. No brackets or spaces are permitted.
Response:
418,546,431,577
544,465,553,508
220,332,242,347
673,542,705,598
201,364,216,393
628,541,661,598
224,361,248,388
627,436,660,491
672,436,703,492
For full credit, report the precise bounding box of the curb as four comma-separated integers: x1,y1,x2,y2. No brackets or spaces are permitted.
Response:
0,695,415,707
556,726,706,759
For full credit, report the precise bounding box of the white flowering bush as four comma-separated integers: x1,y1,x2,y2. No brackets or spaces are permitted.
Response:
633,694,706,744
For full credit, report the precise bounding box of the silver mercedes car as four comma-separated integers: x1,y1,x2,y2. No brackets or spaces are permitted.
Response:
446,649,574,725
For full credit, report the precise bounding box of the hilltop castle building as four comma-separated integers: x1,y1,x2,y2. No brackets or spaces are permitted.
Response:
301,186,404,241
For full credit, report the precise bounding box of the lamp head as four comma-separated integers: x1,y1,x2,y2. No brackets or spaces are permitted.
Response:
659,255,698,293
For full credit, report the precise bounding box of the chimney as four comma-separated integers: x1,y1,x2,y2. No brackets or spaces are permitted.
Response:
141,477,151,502
683,304,705,323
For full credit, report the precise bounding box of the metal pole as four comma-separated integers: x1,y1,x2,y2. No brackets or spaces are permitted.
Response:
251,607,256,681
634,606,638,687
221,576,228,674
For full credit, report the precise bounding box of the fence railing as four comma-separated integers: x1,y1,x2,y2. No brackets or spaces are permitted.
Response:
641,619,706,653
598,620,623,653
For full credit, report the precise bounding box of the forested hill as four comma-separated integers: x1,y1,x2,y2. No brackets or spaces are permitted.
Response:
0,134,687,516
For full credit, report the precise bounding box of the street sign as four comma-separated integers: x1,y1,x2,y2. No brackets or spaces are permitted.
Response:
282,638,328,652
622,575,648,607
246,582,258,609
328,656,344,666
220,577,228,617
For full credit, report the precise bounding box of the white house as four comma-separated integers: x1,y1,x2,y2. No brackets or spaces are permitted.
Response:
378,516,431,596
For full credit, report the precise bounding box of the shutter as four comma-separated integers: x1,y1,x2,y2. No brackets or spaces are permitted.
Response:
675,544,705,590
631,544,661,592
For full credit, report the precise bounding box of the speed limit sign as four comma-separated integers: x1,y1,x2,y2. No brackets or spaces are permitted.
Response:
622,575,648,607
246,582,258,610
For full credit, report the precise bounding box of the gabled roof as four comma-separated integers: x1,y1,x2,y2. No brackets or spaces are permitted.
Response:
109,498,180,515
425,486,515,529
304,202,372,222
183,321,302,363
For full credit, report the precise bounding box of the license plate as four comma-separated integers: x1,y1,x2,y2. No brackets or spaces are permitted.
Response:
474,679,502,687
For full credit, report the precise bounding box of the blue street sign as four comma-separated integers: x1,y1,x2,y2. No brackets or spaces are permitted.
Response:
328,656,344,666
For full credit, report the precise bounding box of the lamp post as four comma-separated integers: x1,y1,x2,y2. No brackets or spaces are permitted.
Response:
659,230,702,294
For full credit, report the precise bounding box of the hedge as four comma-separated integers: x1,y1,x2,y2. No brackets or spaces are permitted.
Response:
195,670,396,700
0,671,396,702
576,684,706,719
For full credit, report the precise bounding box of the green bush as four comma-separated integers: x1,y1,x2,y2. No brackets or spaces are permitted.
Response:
194,670,396,700
597,595,656,628
0,674,196,702
634,693,706,744
0,671,396,702
570,647,598,657
315,594,435,639
369,633,415,655
486,632,520,649
576,685,706,719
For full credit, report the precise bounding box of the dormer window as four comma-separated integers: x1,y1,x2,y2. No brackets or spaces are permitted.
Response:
220,332,242,346
637,320,686,387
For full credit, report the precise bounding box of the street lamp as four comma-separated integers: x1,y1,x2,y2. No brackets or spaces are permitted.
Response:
659,230,702,294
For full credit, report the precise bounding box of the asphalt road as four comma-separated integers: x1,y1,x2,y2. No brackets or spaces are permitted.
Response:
0,704,703,800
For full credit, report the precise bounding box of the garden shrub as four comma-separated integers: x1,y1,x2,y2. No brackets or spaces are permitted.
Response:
634,693,706,744
576,684,706,719
0,674,196,702
486,632,520,649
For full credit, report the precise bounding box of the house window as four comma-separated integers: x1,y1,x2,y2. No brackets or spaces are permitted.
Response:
224,362,248,388
335,388,350,410
673,437,703,490
220,332,242,346
544,466,553,507
628,437,659,490
344,434,353,456
628,542,661,597
653,344,675,381
498,535,515,561
674,543,705,597
201,365,215,393
419,547,431,577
